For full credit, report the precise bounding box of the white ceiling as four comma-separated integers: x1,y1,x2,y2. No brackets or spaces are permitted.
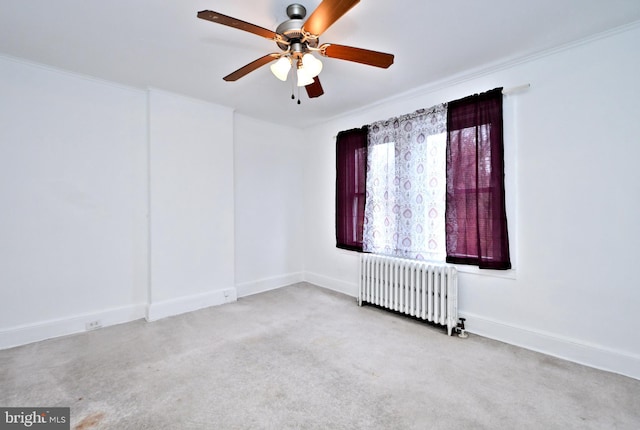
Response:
2,1,640,128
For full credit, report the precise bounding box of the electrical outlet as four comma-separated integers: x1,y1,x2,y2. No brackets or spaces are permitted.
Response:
222,288,236,303
85,320,102,331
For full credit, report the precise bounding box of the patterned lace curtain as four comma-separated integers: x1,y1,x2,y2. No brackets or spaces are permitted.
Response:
363,104,448,260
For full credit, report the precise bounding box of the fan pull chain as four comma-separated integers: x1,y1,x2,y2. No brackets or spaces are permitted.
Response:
286,66,300,105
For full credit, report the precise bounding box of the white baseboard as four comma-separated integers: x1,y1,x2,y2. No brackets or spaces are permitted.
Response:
0,304,146,350
303,274,640,380
461,311,640,380
303,272,358,298
4,273,638,381
235,272,304,298
0,288,239,349
146,287,237,322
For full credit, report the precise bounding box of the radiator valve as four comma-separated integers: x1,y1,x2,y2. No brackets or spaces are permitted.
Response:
456,317,468,338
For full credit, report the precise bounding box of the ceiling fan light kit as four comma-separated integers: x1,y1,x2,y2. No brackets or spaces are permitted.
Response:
197,0,394,100
270,56,292,81
302,53,323,77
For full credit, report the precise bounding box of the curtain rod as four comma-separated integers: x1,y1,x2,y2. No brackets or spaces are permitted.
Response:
502,83,530,95
333,84,531,138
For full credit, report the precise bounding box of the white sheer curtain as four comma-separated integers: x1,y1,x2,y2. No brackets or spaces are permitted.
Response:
363,104,448,261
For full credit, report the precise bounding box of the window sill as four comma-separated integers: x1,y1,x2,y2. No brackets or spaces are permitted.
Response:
337,247,517,280
453,264,517,280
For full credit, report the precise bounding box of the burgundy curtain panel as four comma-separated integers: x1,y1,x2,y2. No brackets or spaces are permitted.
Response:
446,88,511,269
335,126,368,251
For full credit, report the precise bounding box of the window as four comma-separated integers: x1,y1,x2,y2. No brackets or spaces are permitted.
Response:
336,88,510,269
335,126,368,251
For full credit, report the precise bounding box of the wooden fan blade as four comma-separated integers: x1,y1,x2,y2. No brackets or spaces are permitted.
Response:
305,76,324,98
223,54,278,82
303,0,360,36
321,44,394,68
198,10,277,40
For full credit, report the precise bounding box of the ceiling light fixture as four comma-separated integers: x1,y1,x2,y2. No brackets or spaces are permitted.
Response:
270,56,292,81
296,66,314,87
302,53,323,78
197,1,394,101
271,52,323,86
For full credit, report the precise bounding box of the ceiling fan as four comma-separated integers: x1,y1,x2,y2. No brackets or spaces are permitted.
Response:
197,0,394,100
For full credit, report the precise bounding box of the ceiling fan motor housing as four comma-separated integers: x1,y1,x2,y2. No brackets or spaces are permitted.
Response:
286,4,306,19
275,4,318,54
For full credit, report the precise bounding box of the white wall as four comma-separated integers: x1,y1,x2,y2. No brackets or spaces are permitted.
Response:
147,90,236,320
233,114,305,297
302,25,640,379
0,56,148,346
0,55,304,347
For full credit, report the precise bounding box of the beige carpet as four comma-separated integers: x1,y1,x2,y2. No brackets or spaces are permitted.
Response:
1,283,639,429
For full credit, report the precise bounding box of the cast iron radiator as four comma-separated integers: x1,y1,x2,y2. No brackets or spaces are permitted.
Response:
359,254,458,336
